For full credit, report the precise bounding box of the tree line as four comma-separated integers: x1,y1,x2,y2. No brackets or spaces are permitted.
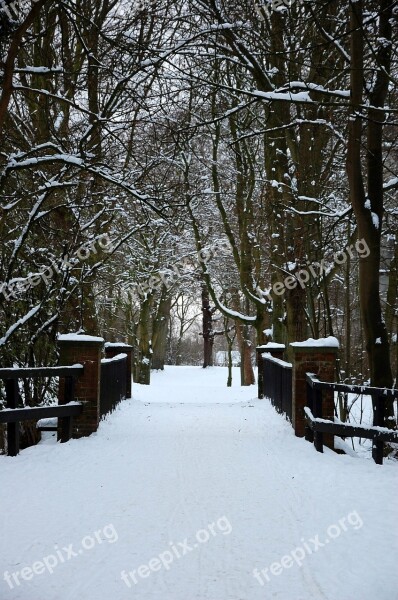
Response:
0,0,396,409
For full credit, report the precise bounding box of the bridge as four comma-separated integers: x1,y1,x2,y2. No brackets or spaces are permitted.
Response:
0,336,397,599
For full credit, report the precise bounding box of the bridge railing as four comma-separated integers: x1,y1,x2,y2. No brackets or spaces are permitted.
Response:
257,338,397,464
305,373,398,465
0,365,83,456
1,335,134,455
100,353,127,418
261,353,292,422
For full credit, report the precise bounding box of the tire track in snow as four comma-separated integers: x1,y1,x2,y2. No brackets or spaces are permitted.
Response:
264,439,330,600
163,403,246,600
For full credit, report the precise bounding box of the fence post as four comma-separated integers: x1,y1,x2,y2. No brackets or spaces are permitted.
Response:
313,387,324,453
58,334,104,439
372,393,385,465
104,343,133,398
5,379,19,456
290,338,339,449
59,377,75,443
256,343,285,399
305,380,314,443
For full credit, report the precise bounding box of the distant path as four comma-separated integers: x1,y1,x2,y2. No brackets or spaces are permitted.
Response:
1,366,397,600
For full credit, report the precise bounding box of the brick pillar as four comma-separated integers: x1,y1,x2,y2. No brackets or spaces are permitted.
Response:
104,343,133,398
290,338,338,448
256,343,285,398
58,334,104,438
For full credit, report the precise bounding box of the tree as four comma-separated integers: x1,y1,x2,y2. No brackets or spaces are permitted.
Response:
346,1,395,402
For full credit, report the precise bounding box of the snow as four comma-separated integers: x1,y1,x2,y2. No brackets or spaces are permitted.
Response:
0,304,42,346
290,336,340,348
57,333,104,343
1,401,81,417
215,298,257,322
261,353,292,368
104,342,131,348
1,366,397,600
15,67,63,74
36,417,57,428
334,437,360,458
371,212,380,229
364,198,380,229
384,177,398,190
252,90,312,103
214,351,240,366
282,81,351,98
101,353,127,364
305,407,396,435
257,342,285,350
0,364,82,373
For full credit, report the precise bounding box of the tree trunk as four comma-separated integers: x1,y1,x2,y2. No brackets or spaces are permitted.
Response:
385,240,398,381
225,317,236,387
345,222,352,382
347,1,394,424
152,290,171,370
135,296,152,385
236,322,255,386
202,284,214,368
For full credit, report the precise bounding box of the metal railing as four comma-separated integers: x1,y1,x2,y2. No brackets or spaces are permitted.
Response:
262,353,293,422
100,353,127,418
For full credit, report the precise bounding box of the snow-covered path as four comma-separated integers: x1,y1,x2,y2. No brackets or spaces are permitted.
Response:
1,366,397,600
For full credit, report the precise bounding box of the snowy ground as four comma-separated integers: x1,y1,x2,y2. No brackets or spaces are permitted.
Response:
1,366,397,600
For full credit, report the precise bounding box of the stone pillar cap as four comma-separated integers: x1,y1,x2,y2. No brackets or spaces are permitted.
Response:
257,343,285,350
58,333,104,344
290,336,339,350
104,342,132,349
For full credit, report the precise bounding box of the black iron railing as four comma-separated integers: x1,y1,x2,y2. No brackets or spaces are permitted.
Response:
100,353,127,418
305,373,398,464
262,353,293,422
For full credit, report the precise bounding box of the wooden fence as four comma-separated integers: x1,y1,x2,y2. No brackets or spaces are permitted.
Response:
257,341,398,465
261,353,293,422
305,373,398,465
0,366,83,456
0,336,133,456
100,353,127,418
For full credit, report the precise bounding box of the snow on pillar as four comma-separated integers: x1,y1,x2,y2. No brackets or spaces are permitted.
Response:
58,333,104,438
104,342,133,398
290,337,339,448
